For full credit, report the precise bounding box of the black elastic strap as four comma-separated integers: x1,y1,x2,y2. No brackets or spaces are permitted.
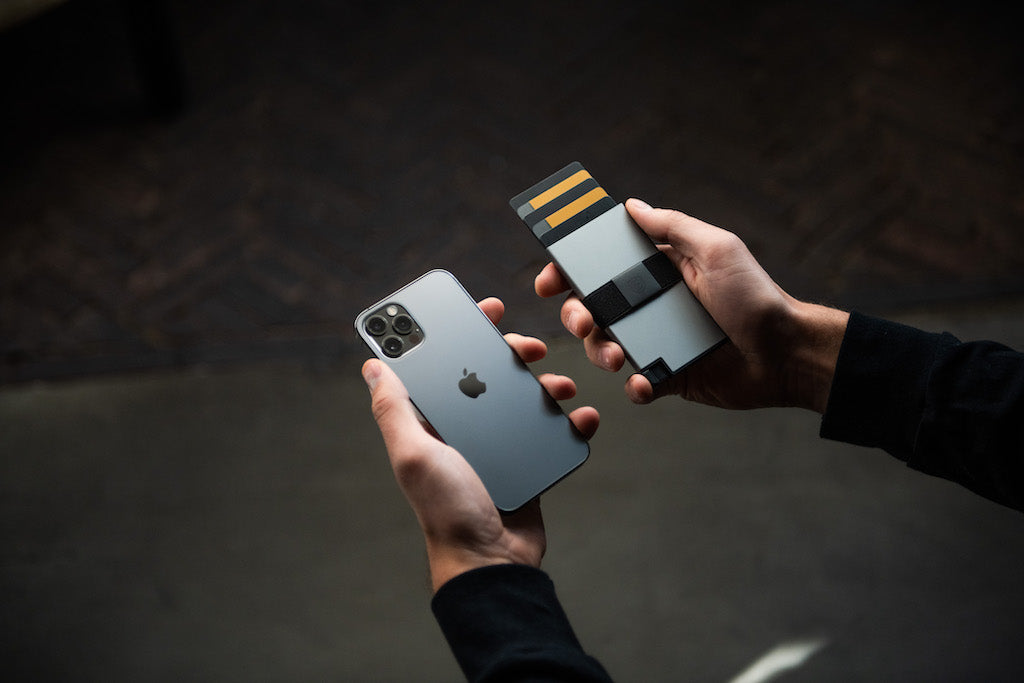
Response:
640,358,672,386
581,252,682,328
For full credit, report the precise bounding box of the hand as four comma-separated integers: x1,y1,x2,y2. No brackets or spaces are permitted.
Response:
535,199,849,412
362,297,600,592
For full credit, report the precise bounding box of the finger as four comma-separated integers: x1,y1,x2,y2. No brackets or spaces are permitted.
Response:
656,242,686,270
559,297,625,371
624,373,655,404
535,262,572,298
504,332,548,363
477,297,505,326
560,296,594,339
537,372,576,401
624,371,684,405
583,328,626,372
362,359,436,458
568,406,600,440
626,197,726,258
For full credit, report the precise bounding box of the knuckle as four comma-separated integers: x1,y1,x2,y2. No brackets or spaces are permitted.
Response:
702,230,745,263
561,300,590,337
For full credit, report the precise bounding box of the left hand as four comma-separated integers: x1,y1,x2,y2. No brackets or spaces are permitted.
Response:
363,297,600,592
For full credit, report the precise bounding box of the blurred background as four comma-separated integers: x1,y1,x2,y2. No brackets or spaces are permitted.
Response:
2,0,1023,681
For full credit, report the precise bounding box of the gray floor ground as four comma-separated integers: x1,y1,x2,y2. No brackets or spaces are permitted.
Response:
4,299,1024,682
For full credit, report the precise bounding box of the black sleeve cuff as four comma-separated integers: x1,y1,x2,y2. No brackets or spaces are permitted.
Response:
820,311,955,461
431,564,612,682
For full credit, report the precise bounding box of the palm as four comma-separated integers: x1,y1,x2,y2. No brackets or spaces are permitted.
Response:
417,441,546,571
668,241,794,409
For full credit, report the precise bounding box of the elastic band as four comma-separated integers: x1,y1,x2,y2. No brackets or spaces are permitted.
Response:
581,252,682,328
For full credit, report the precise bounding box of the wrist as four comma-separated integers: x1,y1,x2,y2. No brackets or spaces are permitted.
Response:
426,546,515,593
782,301,850,413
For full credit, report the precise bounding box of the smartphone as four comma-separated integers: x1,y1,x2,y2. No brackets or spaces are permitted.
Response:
511,162,727,386
354,269,590,512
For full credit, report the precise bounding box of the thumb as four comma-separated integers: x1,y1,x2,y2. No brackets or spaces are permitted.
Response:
362,359,431,457
625,197,708,258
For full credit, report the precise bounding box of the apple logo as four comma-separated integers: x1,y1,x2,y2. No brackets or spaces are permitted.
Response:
458,368,486,398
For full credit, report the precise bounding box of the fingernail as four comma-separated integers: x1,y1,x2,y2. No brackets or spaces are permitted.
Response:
600,348,613,368
566,310,579,336
362,360,382,392
630,197,652,211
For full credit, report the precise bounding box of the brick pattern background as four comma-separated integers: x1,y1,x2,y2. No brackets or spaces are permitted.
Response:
2,0,1022,382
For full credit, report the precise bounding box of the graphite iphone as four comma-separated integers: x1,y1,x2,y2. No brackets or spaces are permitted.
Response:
511,162,727,386
355,269,589,512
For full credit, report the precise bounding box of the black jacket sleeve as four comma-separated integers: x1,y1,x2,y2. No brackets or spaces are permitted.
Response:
820,312,1024,511
431,564,613,682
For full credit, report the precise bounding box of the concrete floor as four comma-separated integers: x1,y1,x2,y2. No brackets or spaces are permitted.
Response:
3,299,1024,682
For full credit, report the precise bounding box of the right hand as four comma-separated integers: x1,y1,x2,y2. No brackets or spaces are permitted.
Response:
535,199,849,412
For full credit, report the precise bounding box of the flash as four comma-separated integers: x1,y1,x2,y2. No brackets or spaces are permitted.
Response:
386,305,399,316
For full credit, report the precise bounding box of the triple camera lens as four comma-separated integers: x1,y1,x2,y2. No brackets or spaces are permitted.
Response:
364,304,422,359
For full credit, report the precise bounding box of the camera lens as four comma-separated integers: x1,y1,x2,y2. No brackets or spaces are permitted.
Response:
365,315,388,336
392,314,413,335
382,335,404,358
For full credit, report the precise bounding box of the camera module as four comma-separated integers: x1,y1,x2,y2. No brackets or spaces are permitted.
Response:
364,302,423,358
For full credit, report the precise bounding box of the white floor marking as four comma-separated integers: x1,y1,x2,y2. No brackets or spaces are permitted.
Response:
727,638,828,683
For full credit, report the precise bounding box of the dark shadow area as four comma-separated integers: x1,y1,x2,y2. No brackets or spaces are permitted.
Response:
1,0,1022,382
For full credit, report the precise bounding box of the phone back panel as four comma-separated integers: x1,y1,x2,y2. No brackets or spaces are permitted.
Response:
355,270,589,511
